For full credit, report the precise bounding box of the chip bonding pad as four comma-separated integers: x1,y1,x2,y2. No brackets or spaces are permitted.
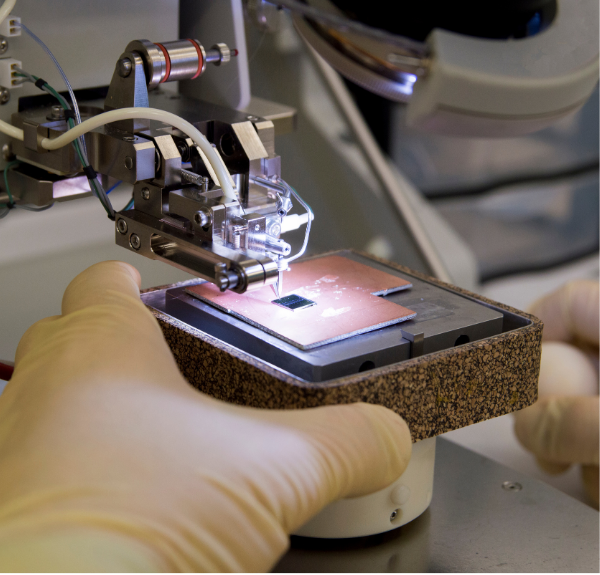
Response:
272,294,317,311
186,255,416,350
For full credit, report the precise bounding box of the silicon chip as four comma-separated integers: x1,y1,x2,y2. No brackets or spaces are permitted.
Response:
272,294,317,311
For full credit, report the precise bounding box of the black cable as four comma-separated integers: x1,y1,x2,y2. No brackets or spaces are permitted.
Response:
15,69,115,219
424,159,600,201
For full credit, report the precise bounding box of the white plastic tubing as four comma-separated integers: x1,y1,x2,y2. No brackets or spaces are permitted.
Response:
39,108,236,199
1,96,236,199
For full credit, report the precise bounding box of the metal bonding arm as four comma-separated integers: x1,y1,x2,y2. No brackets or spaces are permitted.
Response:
7,37,309,296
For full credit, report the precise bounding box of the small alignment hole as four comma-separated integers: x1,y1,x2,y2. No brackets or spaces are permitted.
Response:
219,133,237,157
455,334,470,346
359,360,375,372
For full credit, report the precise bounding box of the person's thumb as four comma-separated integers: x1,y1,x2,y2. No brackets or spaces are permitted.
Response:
61,260,142,315
245,401,412,533
514,396,599,466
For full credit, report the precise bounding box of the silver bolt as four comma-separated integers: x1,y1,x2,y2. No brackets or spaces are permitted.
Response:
129,233,141,250
390,509,399,522
2,143,13,161
0,37,8,55
194,209,210,227
49,104,65,120
118,57,132,78
0,87,10,105
254,224,260,231
268,222,281,237
124,156,134,170
116,219,128,234
502,481,523,492
140,187,150,200
246,115,260,122
123,135,136,142
215,274,229,291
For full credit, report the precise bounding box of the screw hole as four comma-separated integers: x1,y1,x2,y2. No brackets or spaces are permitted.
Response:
454,334,470,346
359,360,375,373
219,132,237,157
502,481,522,491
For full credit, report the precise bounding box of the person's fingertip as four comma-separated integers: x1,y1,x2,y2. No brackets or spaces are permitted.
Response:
514,396,599,465
535,456,571,475
361,403,412,472
333,402,413,493
62,261,143,315
114,261,142,289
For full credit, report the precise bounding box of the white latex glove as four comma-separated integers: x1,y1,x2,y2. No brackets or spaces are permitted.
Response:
514,280,599,506
0,261,411,572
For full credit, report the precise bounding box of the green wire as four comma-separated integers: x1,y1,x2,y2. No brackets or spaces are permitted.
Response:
1,160,18,207
16,73,112,217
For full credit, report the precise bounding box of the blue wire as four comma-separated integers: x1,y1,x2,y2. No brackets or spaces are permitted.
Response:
105,181,123,195
19,23,88,157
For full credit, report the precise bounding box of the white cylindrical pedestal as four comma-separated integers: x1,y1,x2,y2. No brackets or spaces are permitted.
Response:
293,437,436,539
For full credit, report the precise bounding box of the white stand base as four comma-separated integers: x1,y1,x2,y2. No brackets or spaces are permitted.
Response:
293,437,436,539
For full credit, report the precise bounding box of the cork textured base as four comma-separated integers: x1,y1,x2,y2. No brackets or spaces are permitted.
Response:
143,251,543,442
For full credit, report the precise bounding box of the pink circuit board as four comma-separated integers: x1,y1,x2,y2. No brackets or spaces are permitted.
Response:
186,255,416,350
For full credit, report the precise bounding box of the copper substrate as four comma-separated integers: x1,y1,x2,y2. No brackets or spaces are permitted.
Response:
186,255,416,349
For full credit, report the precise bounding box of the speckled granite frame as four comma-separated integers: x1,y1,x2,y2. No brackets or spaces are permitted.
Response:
142,251,543,442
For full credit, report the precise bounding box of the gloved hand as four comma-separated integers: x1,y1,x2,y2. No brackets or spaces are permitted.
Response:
0,261,411,572
514,280,599,507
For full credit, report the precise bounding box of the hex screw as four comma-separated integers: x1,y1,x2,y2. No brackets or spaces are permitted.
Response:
502,481,522,492
49,104,65,120
123,135,136,142
124,156,134,170
194,209,211,227
118,57,132,78
0,37,8,55
129,233,141,250
246,115,260,122
390,509,399,522
140,187,150,200
116,219,128,234
254,224,260,231
0,87,10,105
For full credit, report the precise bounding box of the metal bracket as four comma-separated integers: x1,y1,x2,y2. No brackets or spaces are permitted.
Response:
401,329,425,358
104,51,150,132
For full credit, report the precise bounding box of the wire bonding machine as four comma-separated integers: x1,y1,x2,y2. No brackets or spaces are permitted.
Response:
0,0,597,546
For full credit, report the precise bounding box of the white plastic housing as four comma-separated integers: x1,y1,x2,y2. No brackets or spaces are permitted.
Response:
294,437,436,539
0,15,20,37
0,58,22,89
407,0,599,137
